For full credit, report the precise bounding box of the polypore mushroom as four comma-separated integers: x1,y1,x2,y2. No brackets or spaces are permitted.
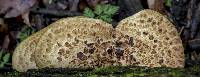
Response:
33,17,116,68
12,9,184,72
116,9,184,68
12,28,48,72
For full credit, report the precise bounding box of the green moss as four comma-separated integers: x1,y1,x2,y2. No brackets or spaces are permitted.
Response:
94,66,121,74
124,73,134,77
1,65,200,77
88,75,98,77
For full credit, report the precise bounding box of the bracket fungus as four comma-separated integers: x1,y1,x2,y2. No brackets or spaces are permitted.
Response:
12,9,184,72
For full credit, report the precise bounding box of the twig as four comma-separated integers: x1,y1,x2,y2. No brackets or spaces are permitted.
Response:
30,8,82,17
179,26,185,35
189,39,200,50
186,0,195,28
118,0,143,20
2,35,9,49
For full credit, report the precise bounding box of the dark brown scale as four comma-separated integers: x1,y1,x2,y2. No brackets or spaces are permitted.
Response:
96,54,101,59
83,47,88,54
65,42,71,47
151,50,156,54
102,51,107,56
158,29,162,33
101,57,108,61
124,35,129,39
115,47,124,59
121,56,125,60
149,35,154,40
97,39,101,44
140,20,145,23
115,41,122,47
67,34,72,38
147,18,153,22
157,21,161,25
72,42,77,46
158,59,164,64
107,60,116,64
108,55,113,59
88,47,95,54
150,57,154,60
130,55,137,62
154,40,158,43
152,21,156,25
86,43,94,47
74,38,79,44
112,34,116,38
70,60,76,64
77,52,86,60
132,23,136,26
154,54,159,58
165,37,169,40
129,37,134,46
57,42,62,47
124,40,129,44
153,45,157,48
117,62,122,65
143,32,148,35
143,14,147,17
84,41,87,45
92,32,96,36
57,57,62,62
159,17,163,22
107,48,113,54
148,59,151,63
64,55,68,58
30,53,35,62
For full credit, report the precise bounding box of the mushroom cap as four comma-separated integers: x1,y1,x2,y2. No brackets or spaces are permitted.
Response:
34,17,140,69
116,9,184,68
12,28,48,72
34,17,113,68
12,9,185,72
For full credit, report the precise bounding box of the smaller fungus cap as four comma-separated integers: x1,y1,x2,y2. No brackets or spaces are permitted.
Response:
117,9,184,68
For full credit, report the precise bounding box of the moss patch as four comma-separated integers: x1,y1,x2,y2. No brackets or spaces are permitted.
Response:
1,65,200,77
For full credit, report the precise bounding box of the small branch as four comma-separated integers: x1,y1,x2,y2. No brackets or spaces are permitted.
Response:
30,8,82,17
189,39,200,50
179,26,185,35
2,35,10,49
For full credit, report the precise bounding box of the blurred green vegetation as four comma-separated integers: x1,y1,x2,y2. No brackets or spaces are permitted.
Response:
83,4,119,23
19,26,36,42
0,50,11,68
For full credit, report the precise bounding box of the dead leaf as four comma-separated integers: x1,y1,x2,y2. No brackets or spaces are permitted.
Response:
31,14,45,30
86,0,100,8
0,0,37,18
10,31,20,40
147,0,165,14
2,35,9,49
79,0,88,11
69,0,79,11
57,2,68,10
191,51,200,63
0,18,8,33
22,11,30,26
42,0,52,6
189,38,200,50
